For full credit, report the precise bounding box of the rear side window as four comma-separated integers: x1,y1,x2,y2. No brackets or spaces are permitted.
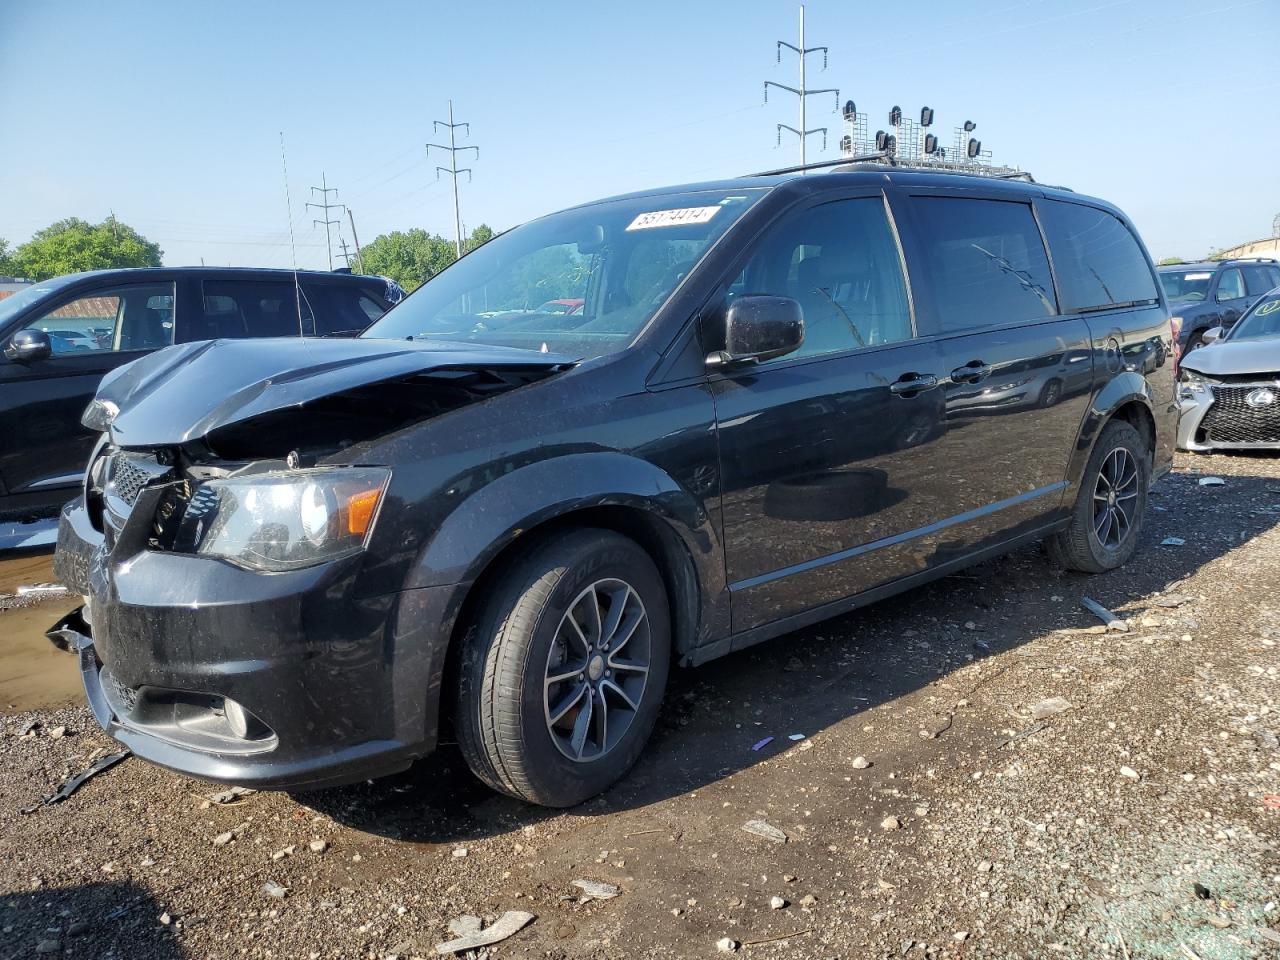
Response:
184,280,311,343
908,197,1056,335
1039,201,1158,312
1242,264,1279,296
303,282,390,336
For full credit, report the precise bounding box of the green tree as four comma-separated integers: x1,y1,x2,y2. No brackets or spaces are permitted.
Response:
13,216,162,281
1156,256,1184,266
0,237,13,276
463,223,496,254
357,228,456,291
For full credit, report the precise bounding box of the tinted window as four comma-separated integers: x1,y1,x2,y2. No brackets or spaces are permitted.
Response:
1159,268,1213,303
302,283,389,336
1039,202,1158,312
186,280,311,342
726,197,912,360
1217,268,1245,301
32,282,175,355
909,197,1056,334
1242,264,1278,296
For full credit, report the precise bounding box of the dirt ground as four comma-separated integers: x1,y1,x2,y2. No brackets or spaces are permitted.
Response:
1,452,1277,960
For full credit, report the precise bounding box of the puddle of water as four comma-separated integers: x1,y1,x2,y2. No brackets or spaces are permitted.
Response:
0,548,83,714
0,549,58,594
0,598,83,714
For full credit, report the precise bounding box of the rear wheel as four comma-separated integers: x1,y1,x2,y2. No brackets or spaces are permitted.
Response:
455,529,670,807
1048,419,1150,573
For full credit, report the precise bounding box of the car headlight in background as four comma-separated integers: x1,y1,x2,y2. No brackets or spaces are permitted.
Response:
177,468,390,571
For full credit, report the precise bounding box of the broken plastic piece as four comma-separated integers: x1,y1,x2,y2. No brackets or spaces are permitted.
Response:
1081,597,1127,632
787,733,806,741
1162,537,1186,546
1029,696,1073,720
1197,477,1225,486
571,879,621,900
751,736,774,751
742,819,788,843
435,910,535,954
19,750,131,813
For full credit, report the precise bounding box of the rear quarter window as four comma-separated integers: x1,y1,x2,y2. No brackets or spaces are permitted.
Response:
303,282,390,336
1039,201,1158,312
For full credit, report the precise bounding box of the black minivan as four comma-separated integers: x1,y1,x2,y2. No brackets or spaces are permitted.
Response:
53,167,1177,806
0,267,401,523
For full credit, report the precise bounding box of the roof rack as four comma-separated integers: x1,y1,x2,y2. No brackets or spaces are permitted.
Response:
745,153,1066,189
1223,256,1279,264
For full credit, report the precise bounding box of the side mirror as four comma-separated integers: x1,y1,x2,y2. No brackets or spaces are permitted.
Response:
707,295,804,370
1201,326,1224,345
3,328,53,363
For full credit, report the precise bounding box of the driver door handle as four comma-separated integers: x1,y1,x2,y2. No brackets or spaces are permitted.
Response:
950,361,992,384
889,372,939,396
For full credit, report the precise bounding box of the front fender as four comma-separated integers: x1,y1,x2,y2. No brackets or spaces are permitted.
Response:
404,450,722,597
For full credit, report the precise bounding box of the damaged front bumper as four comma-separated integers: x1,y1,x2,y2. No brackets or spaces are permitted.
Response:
52,496,454,791
1178,382,1280,452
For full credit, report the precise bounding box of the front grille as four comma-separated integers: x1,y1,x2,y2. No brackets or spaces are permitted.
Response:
1202,385,1280,444
107,455,155,506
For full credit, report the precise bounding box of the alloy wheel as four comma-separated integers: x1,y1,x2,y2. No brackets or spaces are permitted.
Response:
543,578,651,762
1092,447,1139,550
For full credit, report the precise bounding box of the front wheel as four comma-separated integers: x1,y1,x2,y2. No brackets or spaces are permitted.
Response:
1048,419,1150,573
455,529,670,807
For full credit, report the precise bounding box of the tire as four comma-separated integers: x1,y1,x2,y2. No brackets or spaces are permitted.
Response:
1184,331,1207,353
1048,419,1150,573
455,528,670,807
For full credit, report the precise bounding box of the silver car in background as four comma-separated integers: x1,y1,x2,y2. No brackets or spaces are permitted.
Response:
1178,286,1280,451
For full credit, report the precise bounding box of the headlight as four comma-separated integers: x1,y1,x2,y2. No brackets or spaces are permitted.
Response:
1178,368,1210,398
179,468,390,571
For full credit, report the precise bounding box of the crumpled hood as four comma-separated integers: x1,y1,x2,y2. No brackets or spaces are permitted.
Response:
98,336,572,447
1181,338,1280,378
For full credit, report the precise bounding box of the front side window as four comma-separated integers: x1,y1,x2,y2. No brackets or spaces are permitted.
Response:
1039,201,1158,312
724,197,912,360
32,282,175,355
1228,290,1280,341
1216,268,1245,301
909,197,1056,335
361,188,767,359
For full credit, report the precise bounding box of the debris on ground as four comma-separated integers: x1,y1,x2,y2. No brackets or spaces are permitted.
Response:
261,881,288,899
571,879,620,901
716,937,740,953
741,819,788,843
435,910,534,955
15,583,69,597
751,736,774,751
851,755,871,769
1162,536,1186,545
1029,696,1073,720
1198,476,1225,486
1081,597,1127,631
18,750,130,814
880,816,902,831
208,786,255,804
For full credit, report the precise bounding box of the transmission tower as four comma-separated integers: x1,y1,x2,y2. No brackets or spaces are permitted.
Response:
306,172,345,271
427,100,479,258
1272,212,1280,239
764,4,839,166
337,235,352,268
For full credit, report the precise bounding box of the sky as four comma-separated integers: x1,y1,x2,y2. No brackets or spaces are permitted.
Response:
2,0,1278,271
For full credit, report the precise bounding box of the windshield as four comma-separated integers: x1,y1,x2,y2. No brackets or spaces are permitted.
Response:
0,276,77,330
361,188,766,358
1227,290,1280,341
1158,268,1212,303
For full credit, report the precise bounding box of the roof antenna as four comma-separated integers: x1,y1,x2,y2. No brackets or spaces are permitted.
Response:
278,131,304,337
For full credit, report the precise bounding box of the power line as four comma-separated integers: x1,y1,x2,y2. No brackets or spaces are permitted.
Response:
306,172,346,271
426,99,479,258
764,4,839,167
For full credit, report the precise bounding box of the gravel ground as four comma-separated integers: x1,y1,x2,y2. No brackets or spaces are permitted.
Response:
1,452,1278,960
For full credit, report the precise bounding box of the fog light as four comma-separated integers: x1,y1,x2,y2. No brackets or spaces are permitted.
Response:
223,697,252,739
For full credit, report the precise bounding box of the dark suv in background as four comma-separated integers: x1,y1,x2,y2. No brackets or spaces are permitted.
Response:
52,166,1176,807
1,267,402,522
1158,258,1280,352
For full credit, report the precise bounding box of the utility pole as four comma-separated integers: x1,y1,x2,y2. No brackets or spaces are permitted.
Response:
764,4,839,167
426,100,479,258
306,172,345,271
346,208,366,274
337,236,352,268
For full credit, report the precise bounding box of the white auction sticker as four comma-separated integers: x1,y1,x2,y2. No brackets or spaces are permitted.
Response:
625,206,721,231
